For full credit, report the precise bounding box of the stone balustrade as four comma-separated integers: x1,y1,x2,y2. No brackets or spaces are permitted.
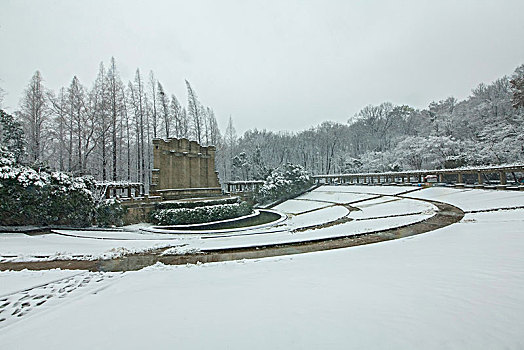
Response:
313,164,524,190
225,180,265,193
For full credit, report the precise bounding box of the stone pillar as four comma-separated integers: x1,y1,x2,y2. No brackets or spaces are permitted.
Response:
499,171,507,185
457,173,463,183
438,174,443,183
477,172,483,184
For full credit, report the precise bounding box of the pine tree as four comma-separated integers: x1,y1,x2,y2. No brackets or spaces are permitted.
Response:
0,109,25,163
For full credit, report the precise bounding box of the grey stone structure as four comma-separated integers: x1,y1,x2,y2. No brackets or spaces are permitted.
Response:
151,138,221,199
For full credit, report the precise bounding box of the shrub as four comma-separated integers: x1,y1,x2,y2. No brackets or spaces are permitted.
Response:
255,163,313,204
150,202,253,225
0,147,124,227
154,197,239,210
95,198,127,227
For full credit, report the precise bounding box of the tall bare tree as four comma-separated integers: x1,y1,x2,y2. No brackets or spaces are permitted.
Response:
107,57,125,181
149,71,158,139
186,80,203,143
128,69,147,187
91,63,111,179
18,71,48,163
157,81,171,138
47,87,68,171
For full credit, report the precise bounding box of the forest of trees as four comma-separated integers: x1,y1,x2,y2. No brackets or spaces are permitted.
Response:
1,61,523,189
0,58,221,192
223,64,524,180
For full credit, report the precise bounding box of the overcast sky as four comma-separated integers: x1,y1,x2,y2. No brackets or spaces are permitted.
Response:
1,0,524,133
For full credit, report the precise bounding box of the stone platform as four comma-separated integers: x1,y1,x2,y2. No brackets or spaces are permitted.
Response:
153,187,222,200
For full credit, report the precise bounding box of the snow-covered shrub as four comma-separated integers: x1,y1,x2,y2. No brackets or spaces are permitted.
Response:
0,148,124,227
255,163,313,204
43,174,95,226
95,198,127,227
0,153,95,226
154,197,239,210
150,202,253,225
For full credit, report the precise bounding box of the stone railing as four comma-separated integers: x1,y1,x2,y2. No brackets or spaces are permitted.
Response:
313,164,524,190
94,181,145,199
225,180,265,193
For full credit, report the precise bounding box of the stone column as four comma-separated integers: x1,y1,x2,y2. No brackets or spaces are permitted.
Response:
499,171,507,185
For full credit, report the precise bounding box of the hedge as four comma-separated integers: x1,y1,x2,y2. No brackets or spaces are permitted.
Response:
150,202,253,225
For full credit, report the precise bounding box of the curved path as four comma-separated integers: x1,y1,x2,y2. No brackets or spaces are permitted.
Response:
0,186,465,271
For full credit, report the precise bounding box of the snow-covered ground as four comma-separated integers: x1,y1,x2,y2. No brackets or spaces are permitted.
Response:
3,185,524,261
0,185,446,261
1,206,524,349
0,269,80,295
405,186,524,211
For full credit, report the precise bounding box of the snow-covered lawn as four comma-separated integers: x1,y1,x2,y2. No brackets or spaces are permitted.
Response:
349,197,436,219
405,186,524,211
0,190,439,261
297,190,376,203
285,205,348,228
272,198,331,213
0,232,178,262
0,269,80,295
1,208,524,349
321,184,416,195
4,185,524,261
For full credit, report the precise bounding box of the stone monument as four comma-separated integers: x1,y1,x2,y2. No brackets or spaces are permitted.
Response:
150,138,222,199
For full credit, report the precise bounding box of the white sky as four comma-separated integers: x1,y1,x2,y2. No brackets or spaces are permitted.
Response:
1,0,523,133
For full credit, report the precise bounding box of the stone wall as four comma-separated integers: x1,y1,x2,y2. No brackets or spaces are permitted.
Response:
151,138,220,192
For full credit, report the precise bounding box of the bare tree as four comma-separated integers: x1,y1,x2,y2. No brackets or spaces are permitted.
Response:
128,69,147,187
91,62,111,179
157,81,171,138
171,94,184,138
107,57,125,181
207,107,221,146
18,71,48,163
186,80,203,143
47,87,68,171
149,71,158,138
223,116,237,179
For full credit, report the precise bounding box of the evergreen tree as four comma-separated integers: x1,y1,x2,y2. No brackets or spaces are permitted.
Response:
0,109,25,163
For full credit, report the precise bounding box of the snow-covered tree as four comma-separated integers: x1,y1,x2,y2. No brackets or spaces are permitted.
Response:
185,80,203,143
0,109,25,163
510,64,524,110
18,71,49,163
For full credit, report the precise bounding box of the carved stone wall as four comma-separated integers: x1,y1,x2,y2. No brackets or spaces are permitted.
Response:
151,138,221,192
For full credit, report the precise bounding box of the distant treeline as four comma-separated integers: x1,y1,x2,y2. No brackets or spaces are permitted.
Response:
1,61,523,186
222,64,524,180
